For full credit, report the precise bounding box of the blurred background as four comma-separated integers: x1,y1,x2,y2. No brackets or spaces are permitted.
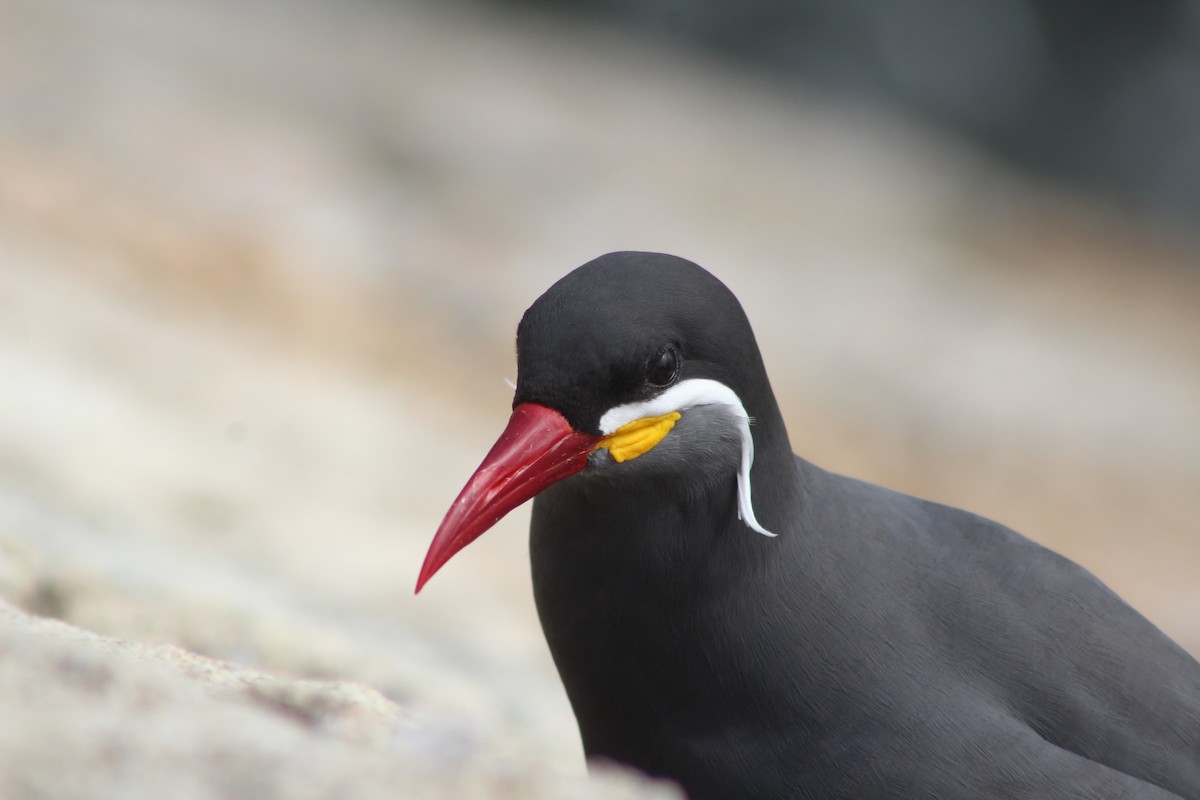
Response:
1,0,1198,784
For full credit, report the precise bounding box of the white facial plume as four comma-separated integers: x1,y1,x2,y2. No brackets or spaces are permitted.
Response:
597,378,775,537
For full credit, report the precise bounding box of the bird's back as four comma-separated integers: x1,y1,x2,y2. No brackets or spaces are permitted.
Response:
796,464,1200,798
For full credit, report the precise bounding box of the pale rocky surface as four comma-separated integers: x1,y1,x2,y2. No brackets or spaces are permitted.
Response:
0,0,1198,796
0,600,678,800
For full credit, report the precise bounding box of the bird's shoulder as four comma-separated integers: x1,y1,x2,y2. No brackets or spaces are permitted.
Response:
805,461,1101,591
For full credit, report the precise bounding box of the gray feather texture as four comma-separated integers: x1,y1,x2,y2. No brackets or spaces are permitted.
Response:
519,252,1200,800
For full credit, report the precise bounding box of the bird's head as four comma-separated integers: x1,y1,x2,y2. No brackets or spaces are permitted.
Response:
416,251,783,592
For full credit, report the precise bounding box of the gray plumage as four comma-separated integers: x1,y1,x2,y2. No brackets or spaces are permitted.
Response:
515,252,1200,799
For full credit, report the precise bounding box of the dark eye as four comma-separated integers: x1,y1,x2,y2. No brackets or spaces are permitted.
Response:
646,346,680,387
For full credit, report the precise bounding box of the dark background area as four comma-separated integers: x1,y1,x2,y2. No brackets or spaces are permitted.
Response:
513,0,1200,233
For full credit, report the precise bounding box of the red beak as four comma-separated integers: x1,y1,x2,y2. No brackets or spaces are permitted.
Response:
415,403,599,593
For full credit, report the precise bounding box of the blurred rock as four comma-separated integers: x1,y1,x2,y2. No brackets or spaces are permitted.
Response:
0,600,679,800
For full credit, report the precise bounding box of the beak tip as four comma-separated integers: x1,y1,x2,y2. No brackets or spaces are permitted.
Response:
414,555,441,594
414,403,595,594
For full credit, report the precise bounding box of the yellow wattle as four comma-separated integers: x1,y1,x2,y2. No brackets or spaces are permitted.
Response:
595,411,682,463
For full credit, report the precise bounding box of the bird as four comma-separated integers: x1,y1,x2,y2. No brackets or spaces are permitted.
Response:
416,251,1200,800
